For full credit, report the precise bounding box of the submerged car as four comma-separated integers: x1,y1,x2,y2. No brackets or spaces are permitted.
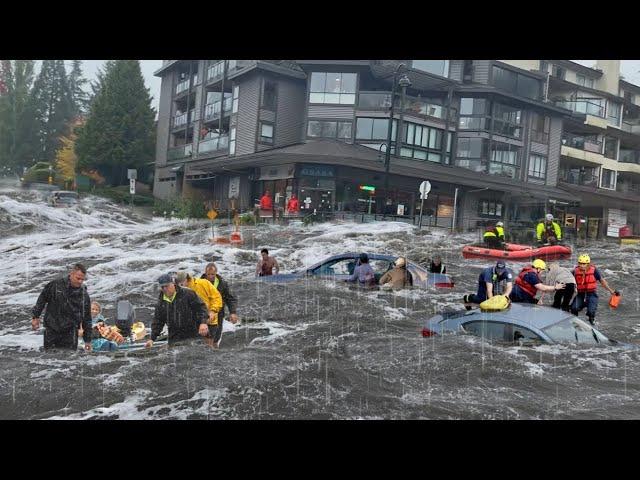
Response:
259,253,454,288
48,190,79,207
422,303,621,346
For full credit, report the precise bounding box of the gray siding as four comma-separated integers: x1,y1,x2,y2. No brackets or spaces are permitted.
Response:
530,142,549,155
546,116,563,186
449,60,464,81
155,74,174,167
307,105,355,119
235,73,260,156
259,109,276,123
472,61,491,84
274,77,306,147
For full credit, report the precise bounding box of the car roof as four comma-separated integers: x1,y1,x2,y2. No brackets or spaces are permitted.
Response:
52,190,77,195
305,253,416,271
455,303,572,329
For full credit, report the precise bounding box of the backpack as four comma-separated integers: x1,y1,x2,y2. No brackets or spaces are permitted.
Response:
114,299,136,337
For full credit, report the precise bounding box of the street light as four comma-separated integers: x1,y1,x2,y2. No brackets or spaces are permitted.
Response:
382,65,411,215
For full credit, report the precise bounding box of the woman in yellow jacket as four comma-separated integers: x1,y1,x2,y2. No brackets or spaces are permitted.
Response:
175,271,223,346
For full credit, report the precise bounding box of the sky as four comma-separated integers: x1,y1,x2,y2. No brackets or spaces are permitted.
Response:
65,60,640,114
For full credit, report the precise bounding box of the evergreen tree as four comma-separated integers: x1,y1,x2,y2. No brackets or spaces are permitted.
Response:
87,60,116,110
0,60,38,173
30,60,74,163
67,60,89,116
76,60,156,186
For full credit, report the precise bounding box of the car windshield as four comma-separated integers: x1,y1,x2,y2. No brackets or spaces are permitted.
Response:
542,317,610,344
57,193,78,199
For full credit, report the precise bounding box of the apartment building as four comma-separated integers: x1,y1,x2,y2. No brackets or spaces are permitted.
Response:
153,59,640,238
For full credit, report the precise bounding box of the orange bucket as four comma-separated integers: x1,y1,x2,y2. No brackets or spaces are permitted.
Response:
609,291,622,309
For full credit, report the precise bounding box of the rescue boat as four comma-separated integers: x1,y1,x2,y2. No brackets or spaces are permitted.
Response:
462,242,572,261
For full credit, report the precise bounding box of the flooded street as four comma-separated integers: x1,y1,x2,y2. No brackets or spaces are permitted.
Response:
1,180,640,419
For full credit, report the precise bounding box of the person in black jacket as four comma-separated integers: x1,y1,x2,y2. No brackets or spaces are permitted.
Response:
146,274,209,347
31,263,92,351
201,262,239,347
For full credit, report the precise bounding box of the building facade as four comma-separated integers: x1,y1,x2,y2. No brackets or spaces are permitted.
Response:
152,59,640,239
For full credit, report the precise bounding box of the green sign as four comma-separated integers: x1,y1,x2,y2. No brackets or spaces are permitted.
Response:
359,185,376,192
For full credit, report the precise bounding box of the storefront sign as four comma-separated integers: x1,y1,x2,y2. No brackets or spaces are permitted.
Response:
299,165,334,177
607,208,627,238
228,176,240,199
258,164,296,180
397,204,405,216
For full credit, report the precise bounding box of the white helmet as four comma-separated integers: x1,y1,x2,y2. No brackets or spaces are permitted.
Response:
545,213,554,221
496,221,504,227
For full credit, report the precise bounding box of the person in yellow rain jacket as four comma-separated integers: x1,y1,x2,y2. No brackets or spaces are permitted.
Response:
536,214,562,244
175,271,223,347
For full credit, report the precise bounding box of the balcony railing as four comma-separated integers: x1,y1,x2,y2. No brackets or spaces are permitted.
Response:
203,97,233,122
173,109,198,128
622,121,640,135
175,75,198,95
619,149,640,165
616,182,640,194
167,144,193,161
561,133,602,153
357,91,456,121
555,99,605,118
207,61,225,83
198,135,229,154
559,171,599,187
227,60,254,73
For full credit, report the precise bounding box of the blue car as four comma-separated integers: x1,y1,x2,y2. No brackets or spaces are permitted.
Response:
259,253,454,288
422,303,622,346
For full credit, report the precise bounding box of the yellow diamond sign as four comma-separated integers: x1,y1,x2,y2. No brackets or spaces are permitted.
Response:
207,209,218,220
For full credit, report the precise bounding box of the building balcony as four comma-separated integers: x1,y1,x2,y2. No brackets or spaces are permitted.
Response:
561,133,602,153
198,135,229,154
555,99,605,118
203,97,233,123
616,181,640,195
173,109,198,129
227,60,255,75
357,91,456,122
621,121,640,135
558,171,599,188
167,144,193,161
619,149,640,165
206,61,225,83
175,75,198,96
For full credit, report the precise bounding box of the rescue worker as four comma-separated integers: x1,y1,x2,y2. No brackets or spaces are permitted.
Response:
509,259,565,304
175,271,223,347
379,256,413,290
345,253,376,287
463,261,514,310
286,194,300,214
31,263,92,351
536,213,562,245
256,248,280,276
570,254,617,325
260,190,273,211
429,255,446,274
201,262,239,347
146,273,209,347
483,221,506,249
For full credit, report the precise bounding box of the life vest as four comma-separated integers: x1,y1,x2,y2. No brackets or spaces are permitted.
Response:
483,227,497,238
514,266,540,298
574,265,597,293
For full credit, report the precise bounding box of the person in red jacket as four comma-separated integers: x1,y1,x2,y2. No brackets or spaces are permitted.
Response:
570,254,616,325
286,194,300,214
260,190,273,210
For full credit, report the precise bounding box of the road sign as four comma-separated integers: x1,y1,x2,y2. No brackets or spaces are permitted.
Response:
207,209,218,220
359,185,376,193
129,179,136,194
127,169,137,180
419,180,431,200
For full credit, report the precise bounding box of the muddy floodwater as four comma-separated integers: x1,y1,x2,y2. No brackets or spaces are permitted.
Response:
1,180,640,419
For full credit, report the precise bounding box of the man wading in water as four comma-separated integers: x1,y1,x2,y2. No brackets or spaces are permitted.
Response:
256,248,279,276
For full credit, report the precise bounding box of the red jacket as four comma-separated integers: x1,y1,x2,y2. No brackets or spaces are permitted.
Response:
574,265,597,293
514,266,540,298
260,195,273,210
287,197,299,212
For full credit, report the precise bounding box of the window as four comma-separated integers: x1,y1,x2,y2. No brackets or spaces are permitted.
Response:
229,127,236,155
355,117,396,140
455,137,486,172
603,136,618,160
489,142,520,179
259,122,274,144
600,168,616,189
492,103,522,138
232,85,239,113
543,318,608,344
262,80,277,110
400,121,448,163
607,101,621,127
528,154,547,179
309,72,357,104
463,321,543,343
307,120,352,142
479,200,503,217
531,112,550,143
411,60,449,78
492,66,541,100
459,98,488,130
624,91,635,104
576,74,594,88
552,65,565,80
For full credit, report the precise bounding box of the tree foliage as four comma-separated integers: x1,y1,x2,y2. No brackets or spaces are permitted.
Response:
76,60,156,186
68,60,90,116
55,119,83,185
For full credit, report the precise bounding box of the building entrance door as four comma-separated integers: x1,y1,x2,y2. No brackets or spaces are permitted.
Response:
299,187,335,213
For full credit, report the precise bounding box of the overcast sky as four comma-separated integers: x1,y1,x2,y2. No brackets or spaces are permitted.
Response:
71,60,640,113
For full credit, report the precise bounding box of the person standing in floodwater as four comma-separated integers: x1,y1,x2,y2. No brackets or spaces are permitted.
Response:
256,248,280,276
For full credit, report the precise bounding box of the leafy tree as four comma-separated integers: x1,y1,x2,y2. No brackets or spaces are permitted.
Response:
76,60,156,186
30,60,74,163
67,60,90,116
55,119,83,188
